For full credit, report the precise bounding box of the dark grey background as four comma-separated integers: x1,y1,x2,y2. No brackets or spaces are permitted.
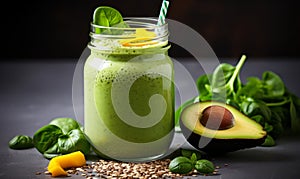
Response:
1,0,299,60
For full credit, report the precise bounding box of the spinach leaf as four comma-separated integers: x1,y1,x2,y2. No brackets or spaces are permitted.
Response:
237,77,264,99
261,135,276,147
58,129,90,155
210,63,235,94
251,115,264,126
49,117,81,134
92,6,127,34
33,125,63,154
43,143,60,159
290,100,300,132
197,74,212,101
33,118,90,158
9,135,34,149
240,98,271,120
261,71,285,99
211,55,246,100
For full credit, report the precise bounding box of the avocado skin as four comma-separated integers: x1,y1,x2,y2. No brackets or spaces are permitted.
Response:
180,119,266,155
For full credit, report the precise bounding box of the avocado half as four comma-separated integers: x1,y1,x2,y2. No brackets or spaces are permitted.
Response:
180,101,267,154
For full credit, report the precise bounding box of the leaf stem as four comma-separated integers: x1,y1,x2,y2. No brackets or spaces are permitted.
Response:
266,99,290,107
226,55,247,91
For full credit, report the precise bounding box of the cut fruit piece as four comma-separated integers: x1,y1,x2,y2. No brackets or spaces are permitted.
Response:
180,101,267,154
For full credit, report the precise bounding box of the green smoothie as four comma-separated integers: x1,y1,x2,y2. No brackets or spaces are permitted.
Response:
84,39,174,161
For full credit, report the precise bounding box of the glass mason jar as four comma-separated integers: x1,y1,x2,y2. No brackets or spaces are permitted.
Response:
84,18,174,162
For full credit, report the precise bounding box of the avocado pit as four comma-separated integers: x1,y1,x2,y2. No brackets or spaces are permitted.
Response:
200,105,235,130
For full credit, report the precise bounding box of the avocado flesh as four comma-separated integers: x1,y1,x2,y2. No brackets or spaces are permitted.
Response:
180,101,267,154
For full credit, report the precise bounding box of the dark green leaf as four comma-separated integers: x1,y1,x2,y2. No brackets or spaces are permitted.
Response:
211,63,235,94
169,156,193,174
43,143,60,159
197,74,212,101
49,117,81,134
251,115,265,126
261,135,276,147
195,159,215,174
261,71,285,99
33,125,63,154
290,100,300,132
226,98,240,109
190,153,197,164
264,123,273,133
92,6,124,34
181,149,201,160
57,129,90,155
237,77,264,99
9,135,34,149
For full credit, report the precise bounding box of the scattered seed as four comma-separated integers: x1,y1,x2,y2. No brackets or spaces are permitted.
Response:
42,158,222,178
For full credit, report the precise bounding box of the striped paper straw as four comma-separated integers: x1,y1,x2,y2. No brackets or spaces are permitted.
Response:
158,0,169,26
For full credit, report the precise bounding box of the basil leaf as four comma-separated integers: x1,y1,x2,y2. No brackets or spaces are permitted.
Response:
190,153,197,164
169,156,193,174
195,159,215,174
180,149,201,160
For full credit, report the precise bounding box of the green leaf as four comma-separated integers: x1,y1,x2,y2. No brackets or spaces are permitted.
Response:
251,115,264,126
211,63,235,94
261,71,285,99
57,129,90,155
226,98,240,109
237,77,264,99
43,143,60,159
33,119,90,158
181,149,201,160
9,135,34,150
211,55,246,101
169,156,194,174
33,125,63,154
49,117,81,134
241,98,271,120
92,6,125,34
290,100,300,132
190,153,197,164
195,159,215,174
264,123,273,133
197,74,212,101
261,135,276,147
